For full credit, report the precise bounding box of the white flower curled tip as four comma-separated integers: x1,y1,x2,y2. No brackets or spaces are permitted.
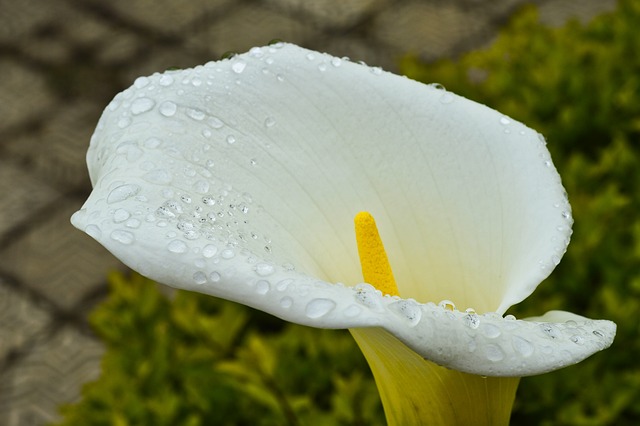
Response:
71,42,615,377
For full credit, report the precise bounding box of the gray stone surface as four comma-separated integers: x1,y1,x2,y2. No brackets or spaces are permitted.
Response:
0,0,615,424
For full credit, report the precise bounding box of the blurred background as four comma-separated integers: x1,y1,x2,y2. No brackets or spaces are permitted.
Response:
1,0,636,425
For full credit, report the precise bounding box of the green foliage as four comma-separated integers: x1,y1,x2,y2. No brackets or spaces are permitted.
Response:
402,1,640,424
56,272,384,426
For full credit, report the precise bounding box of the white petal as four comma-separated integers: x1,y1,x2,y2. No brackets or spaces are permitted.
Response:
71,43,599,375
74,43,571,315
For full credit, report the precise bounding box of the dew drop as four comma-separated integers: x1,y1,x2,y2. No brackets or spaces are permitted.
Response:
85,224,102,239
209,271,221,282
344,305,362,317
107,184,141,204
331,57,342,67
463,312,480,329
134,76,150,88
167,240,188,254
306,53,315,61
221,248,235,259
226,135,236,144
570,335,585,345
482,323,501,338
500,116,511,125
193,271,207,285
117,117,131,128
388,300,422,326
485,344,505,362
438,300,456,311
208,117,224,129
110,230,134,245
232,60,247,74
276,279,293,291
592,330,605,338
305,298,337,319
159,101,177,117
539,324,559,339
159,75,174,86
202,244,218,258
280,297,293,308
255,280,270,294
264,116,276,128
186,108,206,121
113,208,131,223
512,336,534,357
318,63,327,72
130,97,155,115
255,263,275,277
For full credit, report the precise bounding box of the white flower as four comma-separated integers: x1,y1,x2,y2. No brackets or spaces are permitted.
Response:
71,43,615,380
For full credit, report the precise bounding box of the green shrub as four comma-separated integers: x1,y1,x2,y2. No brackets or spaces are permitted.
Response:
56,272,384,426
401,1,640,424
59,1,640,424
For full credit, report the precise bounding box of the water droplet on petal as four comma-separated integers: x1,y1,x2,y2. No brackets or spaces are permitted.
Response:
439,92,454,104
186,108,206,121
255,263,275,277
134,76,150,88
202,244,218,258
113,208,131,223
500,116,511,125
512,336,534,357
167,240,188,253
117,117,131,128
85,224,102,239
280,297,293,308
193,271,207,285
305,298,336,319
438,300,456,311
539,324,559,339
388,300,422,326
130,97,155,115
482,323,501,338
159,101,177,117
485,344,505,362
343,305,362,317
232,60,247,74
107,184,141,204
570,335,585,345
255,280,270,294
144,137,162,149
221,248,235,259
264,116,276,128
159,75,174,86
318,63,327,72
226,135,236,144
110,230,134,245
331,57,341,67
463,312,480,329
208,117,224,129
209,271,221,282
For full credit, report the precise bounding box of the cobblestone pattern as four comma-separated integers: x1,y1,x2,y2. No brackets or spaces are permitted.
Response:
0,0,615,424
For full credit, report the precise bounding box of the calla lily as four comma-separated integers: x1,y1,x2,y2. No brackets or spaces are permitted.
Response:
71,43,615,424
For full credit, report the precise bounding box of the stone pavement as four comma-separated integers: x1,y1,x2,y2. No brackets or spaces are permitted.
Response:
0,0,616,424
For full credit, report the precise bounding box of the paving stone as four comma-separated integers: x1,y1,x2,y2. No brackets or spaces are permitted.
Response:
0,0,62,42
265,0,389,29
5,101,102,189
0,278,51,360
94,0,235,34
0,161,58,240
189,3,317,57
0,199,124,310
0,325,103,426
538,0,617,27
372,1,491,61
0,59,56,133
